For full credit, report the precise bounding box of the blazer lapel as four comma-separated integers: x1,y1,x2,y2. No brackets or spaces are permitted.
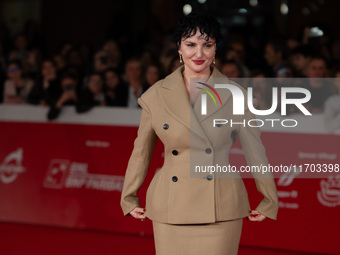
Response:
160,65,233,141
160,66,207,140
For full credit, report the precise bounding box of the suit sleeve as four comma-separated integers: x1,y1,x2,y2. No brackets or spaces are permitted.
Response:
120,96,158,216
237,99,279,220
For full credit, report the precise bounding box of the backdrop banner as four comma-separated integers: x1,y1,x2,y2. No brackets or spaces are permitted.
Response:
0,106,339,254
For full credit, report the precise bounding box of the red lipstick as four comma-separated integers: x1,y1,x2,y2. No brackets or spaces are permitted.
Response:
193,60,205,65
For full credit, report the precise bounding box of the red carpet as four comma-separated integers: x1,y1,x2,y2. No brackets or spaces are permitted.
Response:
0,221,323,255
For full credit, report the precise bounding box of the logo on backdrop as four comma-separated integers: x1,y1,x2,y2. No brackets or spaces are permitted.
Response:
317,175,340,207
276,167,300,209
0,148,25,184
43,159,124,192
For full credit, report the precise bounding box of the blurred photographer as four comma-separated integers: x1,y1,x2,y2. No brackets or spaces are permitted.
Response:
47,74,78,120
76,73,105,113
94,50,112,73
104,68,128,107
28,59,60,106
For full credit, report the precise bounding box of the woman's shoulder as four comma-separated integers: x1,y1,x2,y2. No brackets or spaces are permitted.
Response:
139,78,165,102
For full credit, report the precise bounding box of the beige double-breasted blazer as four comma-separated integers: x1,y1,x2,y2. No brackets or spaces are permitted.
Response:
120,65,279,224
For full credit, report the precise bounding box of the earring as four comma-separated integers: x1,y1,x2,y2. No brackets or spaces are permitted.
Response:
179,54,183,63
213,56,216,65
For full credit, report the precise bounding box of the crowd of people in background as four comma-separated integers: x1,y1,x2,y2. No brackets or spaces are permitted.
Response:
1,24,340,129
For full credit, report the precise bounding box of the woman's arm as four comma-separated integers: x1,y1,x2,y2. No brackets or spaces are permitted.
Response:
120,96,158,216
237,100,279,221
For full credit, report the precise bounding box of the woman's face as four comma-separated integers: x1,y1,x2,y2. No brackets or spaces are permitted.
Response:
178,28,216,74
88,74,103,94
105,71,119,88
7,63,21,80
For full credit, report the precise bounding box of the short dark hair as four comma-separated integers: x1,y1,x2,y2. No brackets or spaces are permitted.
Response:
172,12,223,49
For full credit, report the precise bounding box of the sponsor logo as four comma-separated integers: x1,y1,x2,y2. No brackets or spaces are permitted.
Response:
43,160,70,189
43,159,124,192
0,148,25,184
317,175,340,207
276,167,300,209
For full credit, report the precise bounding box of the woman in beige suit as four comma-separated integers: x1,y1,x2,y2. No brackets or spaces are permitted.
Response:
121,13,278,255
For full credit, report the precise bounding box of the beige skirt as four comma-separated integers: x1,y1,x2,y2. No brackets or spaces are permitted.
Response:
152,218,243,255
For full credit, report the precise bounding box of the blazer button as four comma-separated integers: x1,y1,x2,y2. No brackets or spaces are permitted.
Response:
163,123,169,130
172,176,178,182
206,174,213,181
172,150,178,155
205,148,212,154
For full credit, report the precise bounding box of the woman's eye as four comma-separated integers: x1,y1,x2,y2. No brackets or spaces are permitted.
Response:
187,44,195,47
204,44,212,48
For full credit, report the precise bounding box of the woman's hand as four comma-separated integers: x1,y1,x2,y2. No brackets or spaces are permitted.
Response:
247,210,266,222
129,207,146,221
